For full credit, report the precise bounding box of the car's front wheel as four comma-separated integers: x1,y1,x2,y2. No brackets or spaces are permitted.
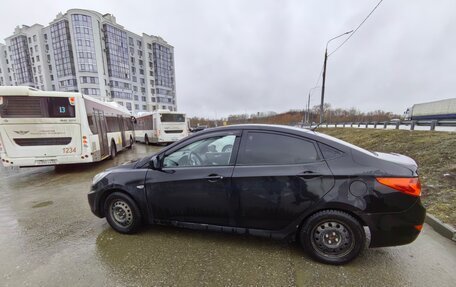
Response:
299,210,365,265
104,192,142,234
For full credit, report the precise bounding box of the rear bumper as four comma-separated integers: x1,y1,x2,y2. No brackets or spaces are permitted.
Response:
0,154,94,167
361,199,426,248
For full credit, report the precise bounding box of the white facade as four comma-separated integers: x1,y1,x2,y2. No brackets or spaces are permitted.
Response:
0,9,177,114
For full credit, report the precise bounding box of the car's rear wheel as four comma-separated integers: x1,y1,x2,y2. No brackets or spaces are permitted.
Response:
104,192,142,234
299,210,365,265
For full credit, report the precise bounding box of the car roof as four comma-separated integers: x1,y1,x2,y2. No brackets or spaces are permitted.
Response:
190,124,364,154
197,124,314,135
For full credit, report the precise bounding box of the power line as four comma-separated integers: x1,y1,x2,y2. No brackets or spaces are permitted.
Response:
328,0,384,56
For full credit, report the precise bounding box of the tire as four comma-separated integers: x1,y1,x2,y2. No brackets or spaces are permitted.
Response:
299,210,365,265
145,135,149,145
110,142,117,159
104,192,142,234
127,136,134,149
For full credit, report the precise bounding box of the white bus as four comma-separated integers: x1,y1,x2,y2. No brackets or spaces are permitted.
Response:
0,86,134,167
134,110,189,144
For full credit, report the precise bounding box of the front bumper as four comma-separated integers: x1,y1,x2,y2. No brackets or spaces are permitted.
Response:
362,199,426,248
88,188,104,218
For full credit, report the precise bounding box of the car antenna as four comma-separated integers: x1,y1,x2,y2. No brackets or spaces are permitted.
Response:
310,121,325,131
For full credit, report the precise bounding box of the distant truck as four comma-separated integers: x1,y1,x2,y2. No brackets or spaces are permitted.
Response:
404,98,456,120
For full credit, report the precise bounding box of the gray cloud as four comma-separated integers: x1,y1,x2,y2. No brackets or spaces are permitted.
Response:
1,0,455,117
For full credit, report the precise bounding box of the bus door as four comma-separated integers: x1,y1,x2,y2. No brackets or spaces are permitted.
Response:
153,115,159,141
94,110,109,158
118,115,126,148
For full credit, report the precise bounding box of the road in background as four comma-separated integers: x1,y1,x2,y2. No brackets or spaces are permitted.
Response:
1,144,455,286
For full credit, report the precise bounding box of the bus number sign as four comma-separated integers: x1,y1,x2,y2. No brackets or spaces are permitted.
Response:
63,147,77,154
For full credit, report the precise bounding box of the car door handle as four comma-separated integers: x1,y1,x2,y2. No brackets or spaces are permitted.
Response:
299,171,322,178
205,174,224,182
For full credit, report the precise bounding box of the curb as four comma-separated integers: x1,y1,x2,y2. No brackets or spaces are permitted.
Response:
425,214,456,242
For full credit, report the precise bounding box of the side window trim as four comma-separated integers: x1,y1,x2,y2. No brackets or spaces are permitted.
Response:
235,130,323,166
163,130,242,157
161,130,242,169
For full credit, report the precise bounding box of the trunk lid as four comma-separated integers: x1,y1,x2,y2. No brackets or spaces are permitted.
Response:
374,152,418,173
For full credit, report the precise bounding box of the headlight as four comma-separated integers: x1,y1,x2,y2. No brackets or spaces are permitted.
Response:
92,171,111,185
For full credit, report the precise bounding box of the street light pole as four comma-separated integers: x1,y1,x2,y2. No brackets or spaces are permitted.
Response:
303,86,320,126
319,30,353,124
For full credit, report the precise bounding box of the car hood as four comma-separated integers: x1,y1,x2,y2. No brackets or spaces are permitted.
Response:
374,152,418,173
106,159,140,171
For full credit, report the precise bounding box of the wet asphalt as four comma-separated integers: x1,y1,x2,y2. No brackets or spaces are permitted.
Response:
0,144,455,287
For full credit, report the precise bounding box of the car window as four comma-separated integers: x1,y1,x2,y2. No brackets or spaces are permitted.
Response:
238,132,319,165
163,135,236,168
318,143,344,159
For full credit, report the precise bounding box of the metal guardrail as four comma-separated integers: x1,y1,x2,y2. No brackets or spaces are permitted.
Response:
316,119,456,132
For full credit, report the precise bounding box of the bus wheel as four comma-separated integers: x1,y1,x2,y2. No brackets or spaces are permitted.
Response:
110,142,117,159
145,135,149,145
128,136,134,149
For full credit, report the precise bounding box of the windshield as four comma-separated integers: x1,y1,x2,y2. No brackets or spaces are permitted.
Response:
0,96,76,118
160,113,185,122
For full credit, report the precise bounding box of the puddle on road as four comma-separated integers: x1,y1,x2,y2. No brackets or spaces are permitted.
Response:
32,201,53,208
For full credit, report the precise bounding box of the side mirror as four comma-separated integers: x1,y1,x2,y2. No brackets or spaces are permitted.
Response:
149,156,160,170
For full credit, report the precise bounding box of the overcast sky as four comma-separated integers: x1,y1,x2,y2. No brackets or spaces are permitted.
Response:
1,0,455,118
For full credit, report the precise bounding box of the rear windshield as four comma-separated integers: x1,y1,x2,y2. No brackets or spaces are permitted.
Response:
161,113,185,122
0,96,76,118
314,131,375,156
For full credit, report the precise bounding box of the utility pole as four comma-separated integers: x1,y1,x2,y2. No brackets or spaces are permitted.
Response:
319,49,328,124
303,86,320,126
319,31,353,124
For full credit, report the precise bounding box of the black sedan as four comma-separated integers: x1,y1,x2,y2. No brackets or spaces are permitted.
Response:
88,124,425,265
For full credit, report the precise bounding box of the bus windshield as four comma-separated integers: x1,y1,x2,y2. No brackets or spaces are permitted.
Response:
0,96,76,118
160,113,185,122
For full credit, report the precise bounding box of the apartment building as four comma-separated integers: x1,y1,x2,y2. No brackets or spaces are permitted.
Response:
0,9,177,114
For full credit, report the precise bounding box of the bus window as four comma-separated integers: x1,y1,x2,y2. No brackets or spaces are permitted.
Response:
106,117,120,132
87,115,98,134
161,113,185,122
0,96,75,118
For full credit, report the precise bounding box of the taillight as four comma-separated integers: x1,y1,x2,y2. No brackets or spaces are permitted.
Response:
82,136,88,147
376,177,421,197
